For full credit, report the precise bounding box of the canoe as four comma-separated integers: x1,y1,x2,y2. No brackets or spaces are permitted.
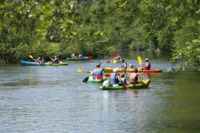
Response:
20,61,68,66
66,57,90,61
87,76,106,83
103,67,162,73
100,79,150,90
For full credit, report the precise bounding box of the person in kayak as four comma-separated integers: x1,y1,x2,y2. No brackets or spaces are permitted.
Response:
113,54,121,61
50,56,59,63
143,58,151,70
129,68,142,84
78,54,83,58
120,73,128,85
110,69,124,86
129,64,137,70
120,59,127,72
35,57,42,64
71,52,76,58
91,63,104,79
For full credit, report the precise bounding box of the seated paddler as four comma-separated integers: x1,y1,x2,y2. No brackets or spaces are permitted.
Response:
143,58,151,70
120,59,127,72
50,56,59,64
129,68,142,84
113,54,121,61
91,63,104,79
110,69,124,86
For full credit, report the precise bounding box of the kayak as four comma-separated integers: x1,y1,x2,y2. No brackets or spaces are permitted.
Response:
100,79,150,90
103,67,162,73
66,57,90,61
113,60,121,64
20,61,68,66
87,76,106,83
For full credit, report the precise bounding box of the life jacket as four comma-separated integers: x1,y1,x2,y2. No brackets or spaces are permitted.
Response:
129,73,138,84
94,68,103,77
53,58,59,63
121,62,127,68
144,62,151,70
110,73,119,84
71,54,75,58
116,56,120,60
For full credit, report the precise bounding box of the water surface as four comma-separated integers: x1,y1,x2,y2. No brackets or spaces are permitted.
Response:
0,51,200,133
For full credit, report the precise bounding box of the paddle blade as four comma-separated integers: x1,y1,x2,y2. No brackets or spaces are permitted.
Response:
106,61,110,63
29,55,33,59
78,69,85,72
113,52,116,57
105,74,110,77
125,86,130,90
138,56,142,67
82,76,89,83
88,56,92,59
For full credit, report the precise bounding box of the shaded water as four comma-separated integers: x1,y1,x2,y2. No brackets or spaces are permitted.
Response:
0,51,200,132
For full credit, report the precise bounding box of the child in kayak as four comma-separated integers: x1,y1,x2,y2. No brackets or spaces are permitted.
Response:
110,69,124,86
120,73,128,85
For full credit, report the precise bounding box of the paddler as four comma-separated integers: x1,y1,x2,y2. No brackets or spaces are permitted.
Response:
78,54,83,58
50,56,59,63
91,63,104,79
113,54,121,62
71,52,76,58
110,69,124,86
129,68,142,84
120,59,127,72
35,57,42,64
143,58,151,70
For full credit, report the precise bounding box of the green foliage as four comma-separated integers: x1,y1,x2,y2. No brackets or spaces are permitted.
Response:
171,39,200,69
0,0,199,70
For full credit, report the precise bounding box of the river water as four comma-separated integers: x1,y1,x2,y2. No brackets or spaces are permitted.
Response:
0,51,200,133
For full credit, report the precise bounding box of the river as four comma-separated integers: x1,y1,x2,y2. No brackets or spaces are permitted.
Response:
0,51,200,133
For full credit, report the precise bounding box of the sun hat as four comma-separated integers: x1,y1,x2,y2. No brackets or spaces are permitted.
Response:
129,64,133,68
145,58,148,60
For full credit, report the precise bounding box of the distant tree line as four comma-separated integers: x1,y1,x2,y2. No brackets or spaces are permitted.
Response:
0,0,199,69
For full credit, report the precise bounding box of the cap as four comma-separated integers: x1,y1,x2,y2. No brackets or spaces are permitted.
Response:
145,58,148,60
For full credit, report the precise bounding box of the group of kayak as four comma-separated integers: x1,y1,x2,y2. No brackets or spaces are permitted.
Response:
20,53,91,66
83,56,161,90
20,53,161,90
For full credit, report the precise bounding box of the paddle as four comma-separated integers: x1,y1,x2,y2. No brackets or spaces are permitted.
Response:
137,56,147,84
77,69,90,73
138,56,142,67
29,55,35,61
82,76,89,83
113,52,116,57
105,74,111,77
29,55,38,63
125,85,130,90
